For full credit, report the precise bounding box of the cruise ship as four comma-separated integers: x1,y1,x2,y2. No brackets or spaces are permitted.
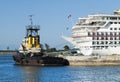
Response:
62,10,120,55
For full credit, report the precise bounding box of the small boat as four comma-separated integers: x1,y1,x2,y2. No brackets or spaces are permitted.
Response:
13,15,69,66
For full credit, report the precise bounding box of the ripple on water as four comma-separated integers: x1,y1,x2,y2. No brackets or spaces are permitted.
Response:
0,55,120,82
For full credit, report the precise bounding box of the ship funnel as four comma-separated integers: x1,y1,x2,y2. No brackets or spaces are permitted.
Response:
114,10,120,15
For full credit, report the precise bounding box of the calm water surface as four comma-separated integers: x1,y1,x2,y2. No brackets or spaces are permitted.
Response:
0,54,120,82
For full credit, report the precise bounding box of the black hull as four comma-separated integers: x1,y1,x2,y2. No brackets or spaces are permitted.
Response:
13,54,69,66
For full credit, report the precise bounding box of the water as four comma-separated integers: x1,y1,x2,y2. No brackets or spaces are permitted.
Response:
0,54,120,82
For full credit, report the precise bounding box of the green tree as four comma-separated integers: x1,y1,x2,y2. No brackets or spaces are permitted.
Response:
49,48,57,52
45,43,50,51
63,45,70,51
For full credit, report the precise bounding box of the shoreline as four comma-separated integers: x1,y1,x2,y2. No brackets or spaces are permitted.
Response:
0,50,16,55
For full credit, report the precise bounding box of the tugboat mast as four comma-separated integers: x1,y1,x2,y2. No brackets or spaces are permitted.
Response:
26,15,40,37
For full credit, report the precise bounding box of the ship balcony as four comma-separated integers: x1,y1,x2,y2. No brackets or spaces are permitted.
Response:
73,23,105,28
72,25,101,30
73,20,107,29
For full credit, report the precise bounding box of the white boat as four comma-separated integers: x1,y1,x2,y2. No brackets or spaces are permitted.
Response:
62,10,120,55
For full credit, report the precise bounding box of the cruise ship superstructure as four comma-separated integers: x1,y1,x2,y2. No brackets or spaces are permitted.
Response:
62,10,120,55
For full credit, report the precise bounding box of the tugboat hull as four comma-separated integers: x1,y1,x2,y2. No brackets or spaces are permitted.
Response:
13,54,69,66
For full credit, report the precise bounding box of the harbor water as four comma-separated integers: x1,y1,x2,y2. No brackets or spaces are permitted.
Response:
0,54,120,82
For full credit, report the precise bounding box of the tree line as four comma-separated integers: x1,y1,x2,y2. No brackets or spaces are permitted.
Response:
40,43,70,52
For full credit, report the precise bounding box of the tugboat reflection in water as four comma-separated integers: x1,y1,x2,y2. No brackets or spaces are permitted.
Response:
13,15,69,66
19,66,40,82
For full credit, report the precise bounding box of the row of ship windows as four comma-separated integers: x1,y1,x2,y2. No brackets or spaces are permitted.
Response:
92,41,120,45
110,22,120,24
93,37,120,40
92,46,116,49
88,32,120,36
79,46,117,49
110,27,120,30
104,17,120,20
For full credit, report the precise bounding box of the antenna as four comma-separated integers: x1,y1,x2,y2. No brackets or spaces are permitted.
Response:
29,15,33,25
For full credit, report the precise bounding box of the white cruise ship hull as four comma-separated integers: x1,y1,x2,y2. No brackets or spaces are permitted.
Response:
92,47,120,55
62,36,120,55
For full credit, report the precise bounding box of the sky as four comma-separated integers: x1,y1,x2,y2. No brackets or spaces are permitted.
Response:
0,0,120,50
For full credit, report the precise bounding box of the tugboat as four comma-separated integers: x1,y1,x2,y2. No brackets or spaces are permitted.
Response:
13,15,69,66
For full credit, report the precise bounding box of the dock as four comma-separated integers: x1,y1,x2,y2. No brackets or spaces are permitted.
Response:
64,55,120,66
